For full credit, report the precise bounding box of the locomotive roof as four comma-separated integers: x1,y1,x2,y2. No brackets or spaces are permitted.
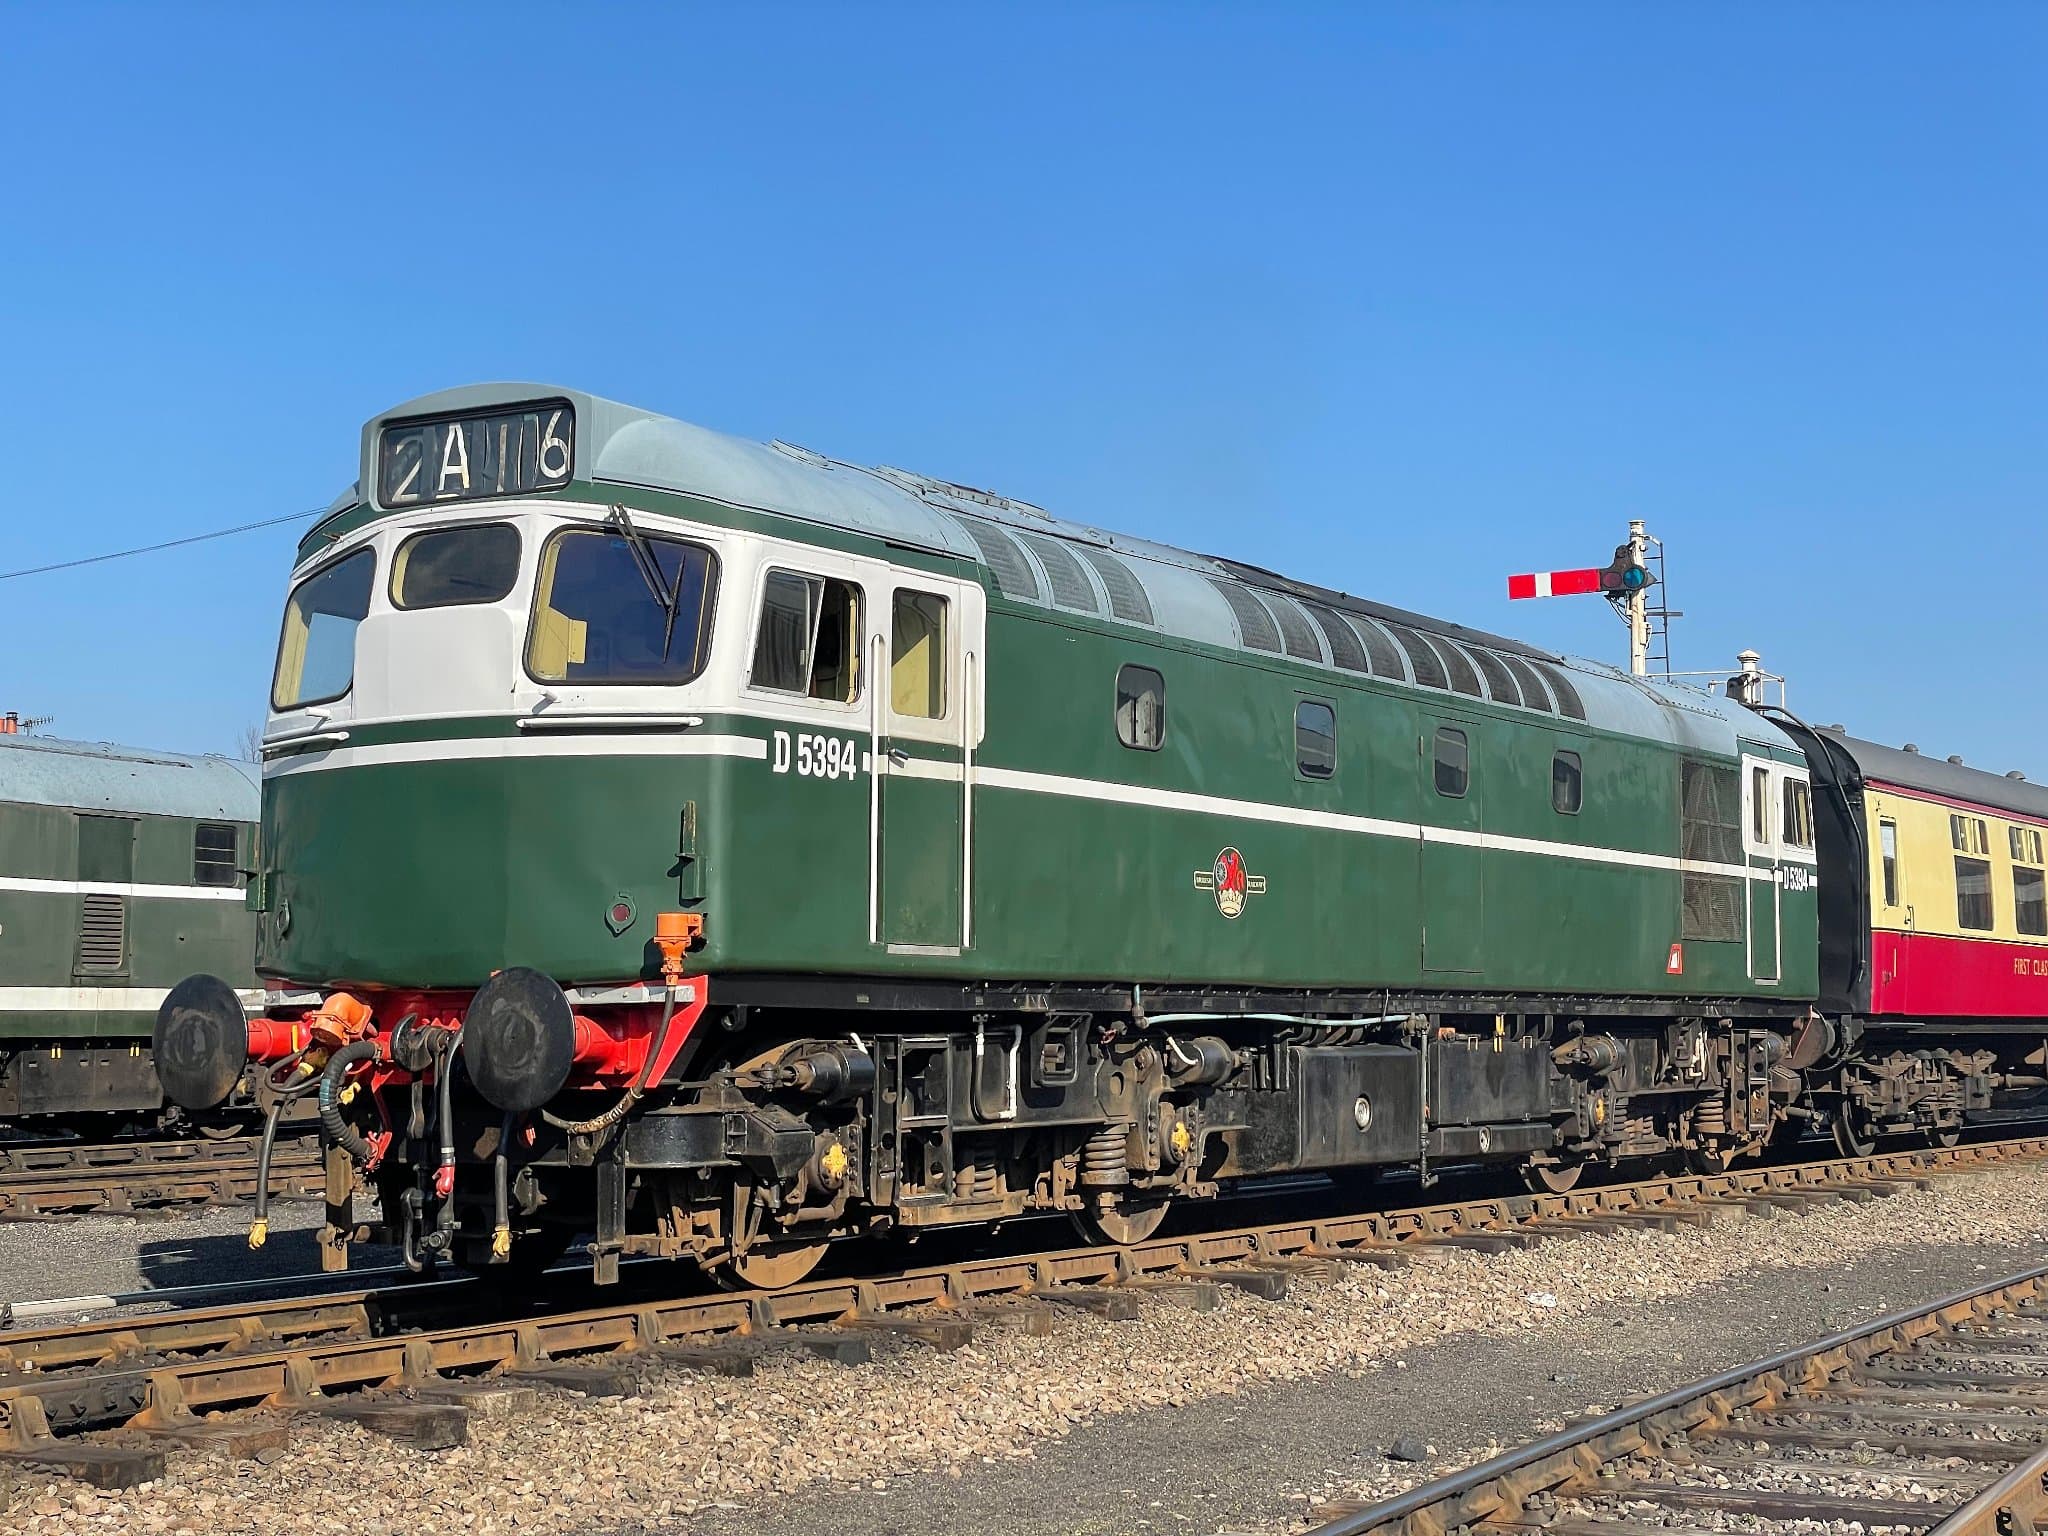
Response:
1817,729,2048,822
319,383,1794,756
0,733,259,821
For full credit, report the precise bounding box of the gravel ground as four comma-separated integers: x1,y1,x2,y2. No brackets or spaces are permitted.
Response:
0,1196,370,1310
3,1163,2046,1536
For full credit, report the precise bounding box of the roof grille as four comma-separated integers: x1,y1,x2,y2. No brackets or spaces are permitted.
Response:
1207,578,1282,653
1016,531,1102,614
1348,615,1408,679
1263,593,1324,662
1075,545,1155,626
1301,601,1368,672
1534,660,1587,720
1499,653,1554,713
957,517,1041,603
75,893,125,973
1468,647,1522,707
1387,624,1448,689
1436,637,1484,697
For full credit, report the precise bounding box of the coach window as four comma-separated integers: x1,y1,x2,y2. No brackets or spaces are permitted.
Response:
1433,727,1468,798
1781,777,1814,852
1879,819,1899,906
273,547,374,710
1952,813,1989,856
1956,853,1994,931
891,590,948,718
750,570,861,703
193,823,238,887
392,523,521,609
1116,665,1165,751
1296,700,1336,779
527,527,717,685
1552,750,1582,815
2013,827,2047,938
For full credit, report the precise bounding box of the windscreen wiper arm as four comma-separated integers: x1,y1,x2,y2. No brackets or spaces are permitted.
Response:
607,504,684,656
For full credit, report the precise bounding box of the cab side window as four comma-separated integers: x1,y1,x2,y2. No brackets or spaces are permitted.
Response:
750,570,861,703
891,590,949,718
1781,777,1814,851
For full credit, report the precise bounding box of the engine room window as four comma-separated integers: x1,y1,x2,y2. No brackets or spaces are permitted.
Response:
526,527,717,685
749,570,861,703
1680,759,1743,942
1750,765,1770,846
1296,700,1336,779
272,547,374,710
1115,664,1165,751
1781,777,1814,851
2016,867,2047,938
1432,728,1468,798
1880,818,1899,906
890,590,949,718
392,523,522,609
1956,856,1994,931
193,823,238,887
1552,750,1582,815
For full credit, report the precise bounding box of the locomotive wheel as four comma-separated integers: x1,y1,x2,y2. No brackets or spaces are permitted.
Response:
1519,1156,1585,1194
1071,1194,1172,1246
1831,1103,1876,1158
713,1239,830,1291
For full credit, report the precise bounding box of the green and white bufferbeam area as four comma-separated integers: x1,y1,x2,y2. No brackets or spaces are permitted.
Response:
150,383,1856,1287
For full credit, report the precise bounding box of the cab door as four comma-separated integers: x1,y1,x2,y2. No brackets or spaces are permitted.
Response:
1420,714,1484,976
1739,749,1781,984
870,574,984,955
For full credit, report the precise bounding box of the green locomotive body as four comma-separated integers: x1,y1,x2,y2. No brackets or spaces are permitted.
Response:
1,732,258,1126
162,385,1834,1283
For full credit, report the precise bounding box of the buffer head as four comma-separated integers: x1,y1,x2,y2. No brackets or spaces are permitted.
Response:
462,966,577,1113
154,973,249,1110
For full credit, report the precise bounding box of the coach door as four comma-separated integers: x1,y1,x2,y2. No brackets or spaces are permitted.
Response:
1420,715,1485,976
870,575,983,955
1740,750,1781,984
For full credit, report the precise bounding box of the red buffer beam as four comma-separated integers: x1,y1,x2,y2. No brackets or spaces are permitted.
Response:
1506,567,1604,600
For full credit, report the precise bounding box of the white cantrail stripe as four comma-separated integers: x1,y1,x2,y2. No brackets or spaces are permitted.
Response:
253,731,1802,888
0,877,245,903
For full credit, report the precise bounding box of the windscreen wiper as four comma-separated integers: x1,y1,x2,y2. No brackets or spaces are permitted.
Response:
607,504,684,657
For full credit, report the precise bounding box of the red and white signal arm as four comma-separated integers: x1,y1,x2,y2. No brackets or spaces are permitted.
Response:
1507,567,1606,600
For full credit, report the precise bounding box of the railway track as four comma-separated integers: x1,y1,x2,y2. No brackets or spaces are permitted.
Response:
1300,1264,2048,1536
0,1135,323,1221
0,1133,2042,1491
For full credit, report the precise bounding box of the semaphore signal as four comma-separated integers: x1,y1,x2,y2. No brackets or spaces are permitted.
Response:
1506,519,1670,678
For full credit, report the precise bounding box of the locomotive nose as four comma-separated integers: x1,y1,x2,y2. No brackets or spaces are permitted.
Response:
153,973,251,1110
462,966,578,1113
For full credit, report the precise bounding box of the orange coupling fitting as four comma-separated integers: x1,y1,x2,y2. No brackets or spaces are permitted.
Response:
306,991,375,1050
654,911,704,986
246,1016,310,1062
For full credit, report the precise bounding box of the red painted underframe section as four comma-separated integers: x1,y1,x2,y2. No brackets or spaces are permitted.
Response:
1870,930,2048,1018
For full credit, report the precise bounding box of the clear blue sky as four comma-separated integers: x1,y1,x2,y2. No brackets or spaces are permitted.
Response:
3,6,2042,769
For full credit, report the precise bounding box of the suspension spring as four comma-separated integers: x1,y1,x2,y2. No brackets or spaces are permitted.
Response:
1079,1124,1131,1186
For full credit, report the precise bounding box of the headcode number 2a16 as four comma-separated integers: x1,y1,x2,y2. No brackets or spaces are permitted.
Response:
772,730,862,780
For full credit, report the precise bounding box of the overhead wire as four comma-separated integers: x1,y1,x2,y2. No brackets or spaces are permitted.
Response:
0,507,325,583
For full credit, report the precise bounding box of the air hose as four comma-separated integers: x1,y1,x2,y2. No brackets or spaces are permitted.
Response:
248,1048,322,1250
319,1039,382,1164
542,987,678,1139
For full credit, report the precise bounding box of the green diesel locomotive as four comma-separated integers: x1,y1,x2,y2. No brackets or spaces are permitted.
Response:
158,384,1832,1285
2,730,258,1134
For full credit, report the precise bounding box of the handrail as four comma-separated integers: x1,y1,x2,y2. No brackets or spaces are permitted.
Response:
515,713,703,731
